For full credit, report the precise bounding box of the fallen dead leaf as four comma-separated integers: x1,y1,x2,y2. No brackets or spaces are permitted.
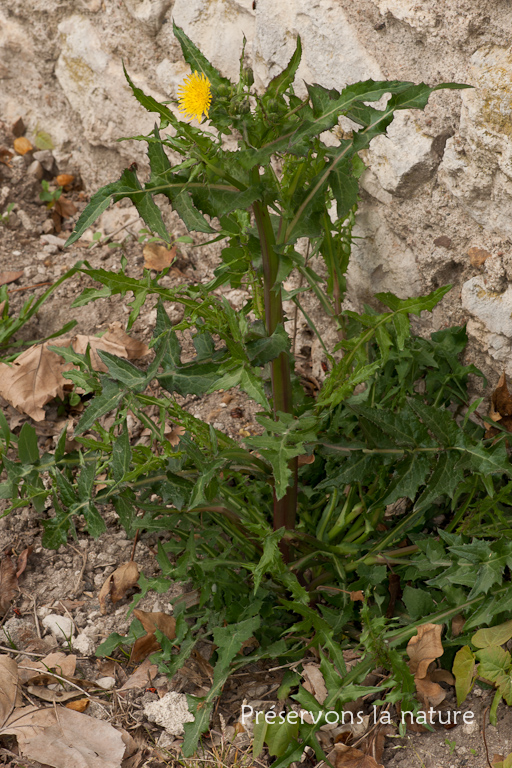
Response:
54,194,77,219
0,325,150,421
55,174,75,188
407,623,445,708
0,704,126,768
165,424,185,447
0,270,23,286
15,545,33,579
302,663,328,704
143,242,176,271
130,609,176,663
468,246,491,268
117,658,157,695
0,656,20,725
407,624,443,678
298,453,315,466
333,744,384,768
0,553,18,615
13,137,33,155
415,676,446,707
451,614,465,638
0,146,13,166
17,652,76,684
65,699,89,712
350,590,364,602
99,561,140,614
486,373,512,438
26,685,82,704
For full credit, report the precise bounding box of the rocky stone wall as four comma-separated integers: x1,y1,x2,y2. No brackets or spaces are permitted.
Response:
2,0,512,386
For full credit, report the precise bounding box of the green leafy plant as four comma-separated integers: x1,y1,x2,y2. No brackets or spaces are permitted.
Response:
453,617,512,726
0,265,81,360
39,179,63,209
0,202,15,225
4,22,512,766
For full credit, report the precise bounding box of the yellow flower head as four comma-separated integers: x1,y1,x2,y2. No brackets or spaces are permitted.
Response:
177,71,212,122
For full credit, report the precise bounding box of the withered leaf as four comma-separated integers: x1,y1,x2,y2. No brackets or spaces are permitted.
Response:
99,561,140,614
302,663,328,704
65,698,89,712
407,623,443,679
0,553,18,615
0,325,149,421
13,137,33,155
334,744,384,768
54,194,77,219
468,246,491,267
350,591,364,602
143,242,176,271
130,609,176,663
118,658,157,694
0,655,19,726
15,545,33,579
0,270,23,286
415,676,446,708
0,704,126,768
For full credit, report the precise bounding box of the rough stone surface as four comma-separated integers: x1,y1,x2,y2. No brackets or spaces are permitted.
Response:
2,0,512,383
41,613,74,641
144,691,195,736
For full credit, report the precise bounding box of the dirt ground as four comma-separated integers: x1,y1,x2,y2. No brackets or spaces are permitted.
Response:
1,118,512,768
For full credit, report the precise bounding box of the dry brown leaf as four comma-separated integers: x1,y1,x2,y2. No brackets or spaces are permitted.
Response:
130,632,162,664
65,699,89,712
0,553,18,615
26,685,81,703
0,326,149,421
407,623,443,679
297,453,315,466
55,174,75,188
334,744,384,768
99,561,140,614
133,609,176,639
0,704,126,768
0,146,13,166
431,668,454,685
415,676,446,708
117,658,157,694
165,424,185,447
451,614,465,638
54,194,77,219
350,590,364,602
0,270,23,286
18,652,76,684
468,246,491,267
143,242,176,271
13,137,33,155
0,656,19,727
302,663,328,704
130,609,176,663
16,545,33,579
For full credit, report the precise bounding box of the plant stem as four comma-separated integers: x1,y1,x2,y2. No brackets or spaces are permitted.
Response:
252,174,297,559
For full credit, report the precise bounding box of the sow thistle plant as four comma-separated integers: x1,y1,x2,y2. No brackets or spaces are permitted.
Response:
4,21,512,763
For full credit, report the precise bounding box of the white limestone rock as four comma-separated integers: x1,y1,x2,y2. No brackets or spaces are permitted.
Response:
461,276,512,338
347,206,424,301
42,614,74,642
438,45,512,238
55,16,165,152
144,691,195,736
374,0,438,33
124,0,173,36
366,111,435,196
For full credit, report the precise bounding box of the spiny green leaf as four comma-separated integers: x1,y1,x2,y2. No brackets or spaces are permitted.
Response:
173,22,232,91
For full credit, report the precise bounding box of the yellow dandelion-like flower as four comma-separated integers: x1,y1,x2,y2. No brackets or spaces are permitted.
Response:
177,71,212,122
